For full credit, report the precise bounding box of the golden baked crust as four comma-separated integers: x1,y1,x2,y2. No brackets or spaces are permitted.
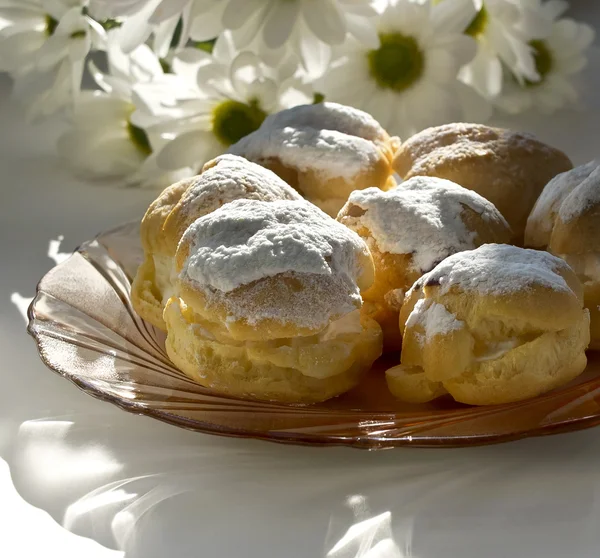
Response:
131,155,301,330
131,179,191,329
166,197,383,403
337,177,512,349
387,244,589,405
525,161,600,349
174,198,375,341
393,123,573,241
164,297,382,403
229,102,400,216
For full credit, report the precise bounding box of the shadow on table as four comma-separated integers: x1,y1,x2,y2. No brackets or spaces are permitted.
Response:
4,407,600,558
4,46,600,558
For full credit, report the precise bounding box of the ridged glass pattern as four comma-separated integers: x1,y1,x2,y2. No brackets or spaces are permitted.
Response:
27,222,600,448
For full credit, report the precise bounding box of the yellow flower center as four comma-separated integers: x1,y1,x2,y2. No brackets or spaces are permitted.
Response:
212,99,267,146
367,33,424,92
45,15,59,36
525,40,553,87
464,6,488,37
127,121,152,156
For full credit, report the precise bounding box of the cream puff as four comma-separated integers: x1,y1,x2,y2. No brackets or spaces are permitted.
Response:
228,102,400,216
164,198,383,403
337,177,512,349
525,160,600,349
392,123,573,241
131,155,302,330
386,244,590,405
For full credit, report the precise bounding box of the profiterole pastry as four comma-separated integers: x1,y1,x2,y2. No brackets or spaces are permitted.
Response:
131,155,302,330
386,244,590,405
228,102,400,216
163,198,383,403
392,123,573,240
525,160,600,349
337,177,512,349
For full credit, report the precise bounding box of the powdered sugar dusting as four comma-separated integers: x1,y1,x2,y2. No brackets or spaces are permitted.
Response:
406,298,463,345
181,196,367,286
342,177,509,272
415,244,573,296
256,102,387,142
559,163,600,222
179,198,370,328
175,154,301,221
204,272,361,328
406,124,559,176
528,160,600,242
228,102,387,182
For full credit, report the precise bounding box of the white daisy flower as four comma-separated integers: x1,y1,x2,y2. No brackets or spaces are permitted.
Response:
90,0,225,55
222,0,377,49
458,0,551,98
57,40,192,186
319,0,482,138
495,4,596,114
222,0,379,79
140,32,313,173
0,0,105,118
98,0,378,78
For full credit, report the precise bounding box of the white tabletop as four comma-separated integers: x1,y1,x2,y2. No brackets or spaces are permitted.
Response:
2,8,600,555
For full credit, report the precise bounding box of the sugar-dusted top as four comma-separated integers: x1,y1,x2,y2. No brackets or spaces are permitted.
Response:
406,298,463,344
173,154,302,220
559,163,600,222
415,244,573,296
180,198,370,293
228,102,389,181
527,160,600,245
257,102,387,142
341,176,509,272
399,123,560,172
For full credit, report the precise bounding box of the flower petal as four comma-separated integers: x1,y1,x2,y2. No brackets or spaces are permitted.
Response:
227,5,266,49
156,129,218,170
430,0,475,35
128,43,164,80
229,50,262,97
296,23,331,79
211,30,237,63
459,46,503,98
36,34,69,70
0,29,45,72
345,13,379,48
262,0,299,50
256,36,287,67
152,14,181,57
149,0,190,24
188,1,225,41
116,0,162,53
302,0,346,45
245,78,278,111
222,0,264,31
68,33,91,63
277,81,313,109
172,47,212,84
72,91,133,126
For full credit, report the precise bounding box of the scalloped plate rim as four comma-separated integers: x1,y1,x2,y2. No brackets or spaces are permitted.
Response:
24,224,600,449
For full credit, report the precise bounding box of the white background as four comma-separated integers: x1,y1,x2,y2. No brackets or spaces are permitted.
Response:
2,3,600,556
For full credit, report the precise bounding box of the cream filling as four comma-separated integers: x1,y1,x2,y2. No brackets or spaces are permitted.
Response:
319,310,363,341
474,338,519,362
384,288,405,311
153,255,176,305
560,253,600,284
182,305,366,379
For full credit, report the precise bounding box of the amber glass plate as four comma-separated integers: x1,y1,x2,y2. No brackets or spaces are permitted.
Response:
27,222,600,448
